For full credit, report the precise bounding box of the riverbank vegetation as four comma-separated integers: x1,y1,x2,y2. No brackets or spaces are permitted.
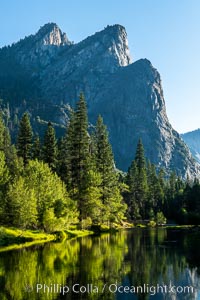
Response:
0,226,55,247
0,93,200,236
0,226,95,250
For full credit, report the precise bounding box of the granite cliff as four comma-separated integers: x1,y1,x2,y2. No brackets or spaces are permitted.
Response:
0,23,199,178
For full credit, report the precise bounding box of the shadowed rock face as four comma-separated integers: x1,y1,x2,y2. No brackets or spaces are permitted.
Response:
0,23,199,177
88,59,198,177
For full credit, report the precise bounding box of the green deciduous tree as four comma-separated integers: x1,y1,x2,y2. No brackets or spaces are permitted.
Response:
6,176,37,228
24,160,78,229
4,159,78,230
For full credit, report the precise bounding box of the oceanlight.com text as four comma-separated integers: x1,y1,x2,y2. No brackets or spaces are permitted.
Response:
32,282,195,296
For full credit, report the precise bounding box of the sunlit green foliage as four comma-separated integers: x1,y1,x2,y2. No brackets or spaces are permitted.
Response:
3,159,78,230
6,176,37,228
1,92,200,232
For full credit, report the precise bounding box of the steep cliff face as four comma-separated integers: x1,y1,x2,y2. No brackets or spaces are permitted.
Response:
39,24,131,105
0,23,199,178
88,59,198,177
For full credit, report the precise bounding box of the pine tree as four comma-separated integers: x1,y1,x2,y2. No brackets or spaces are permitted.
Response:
93,115,126,223
135,139,148,218
42,122,57,170
126,160,141,219
0,151,9,186
17,112,33,165
135,138,146,170
164,171,177,218
0,151,10,224
157,168,166,212
94,116,116,201
72,93,90,189
83,169,103,224
65,94,91,220
32,135,41,160
0,113,5,150
126,138,148,219
0,114,13,166
57,110,75,187
147,162,164,215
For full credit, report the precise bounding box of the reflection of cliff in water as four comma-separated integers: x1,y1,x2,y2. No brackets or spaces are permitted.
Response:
125,228,200,300
0,228,199,300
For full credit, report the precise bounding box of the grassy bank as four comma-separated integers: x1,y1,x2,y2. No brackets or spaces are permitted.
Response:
0,227,55,250
0,226,95,252
1,224,198,252
0,222,133,252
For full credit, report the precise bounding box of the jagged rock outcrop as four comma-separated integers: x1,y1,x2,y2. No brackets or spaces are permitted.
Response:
0,23,199,178
39,24,131,106
14,23,72,68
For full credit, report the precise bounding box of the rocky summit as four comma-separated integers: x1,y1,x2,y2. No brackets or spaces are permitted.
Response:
0,23,199,178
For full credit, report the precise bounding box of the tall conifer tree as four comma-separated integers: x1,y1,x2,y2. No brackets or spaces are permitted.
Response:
42,122,57,170
32,135,41,160
65,94,91,221
134,139,148,218
146,162,164,215
127,138,148,219
93,115,126,223
94,116,116,201
72,94,90,192
126,160,140,219
61,110,76,189
17,112,33,165
0,113,5,150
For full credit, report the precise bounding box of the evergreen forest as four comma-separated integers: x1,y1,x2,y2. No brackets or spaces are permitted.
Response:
0,93,200,232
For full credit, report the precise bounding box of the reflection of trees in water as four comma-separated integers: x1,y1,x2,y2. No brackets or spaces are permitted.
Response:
70,233,130,300
0,233,129,300
0,229,199,300
0,241,80,300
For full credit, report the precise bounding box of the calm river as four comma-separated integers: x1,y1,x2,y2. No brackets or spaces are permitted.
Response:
0,228,200,300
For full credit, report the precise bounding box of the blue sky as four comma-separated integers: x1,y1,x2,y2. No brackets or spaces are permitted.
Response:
0,0,200,133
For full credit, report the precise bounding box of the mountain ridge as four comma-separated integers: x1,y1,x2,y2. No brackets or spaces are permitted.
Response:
0,23,199,178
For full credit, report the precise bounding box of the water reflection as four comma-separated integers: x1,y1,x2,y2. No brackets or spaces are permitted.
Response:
0,228,199,300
